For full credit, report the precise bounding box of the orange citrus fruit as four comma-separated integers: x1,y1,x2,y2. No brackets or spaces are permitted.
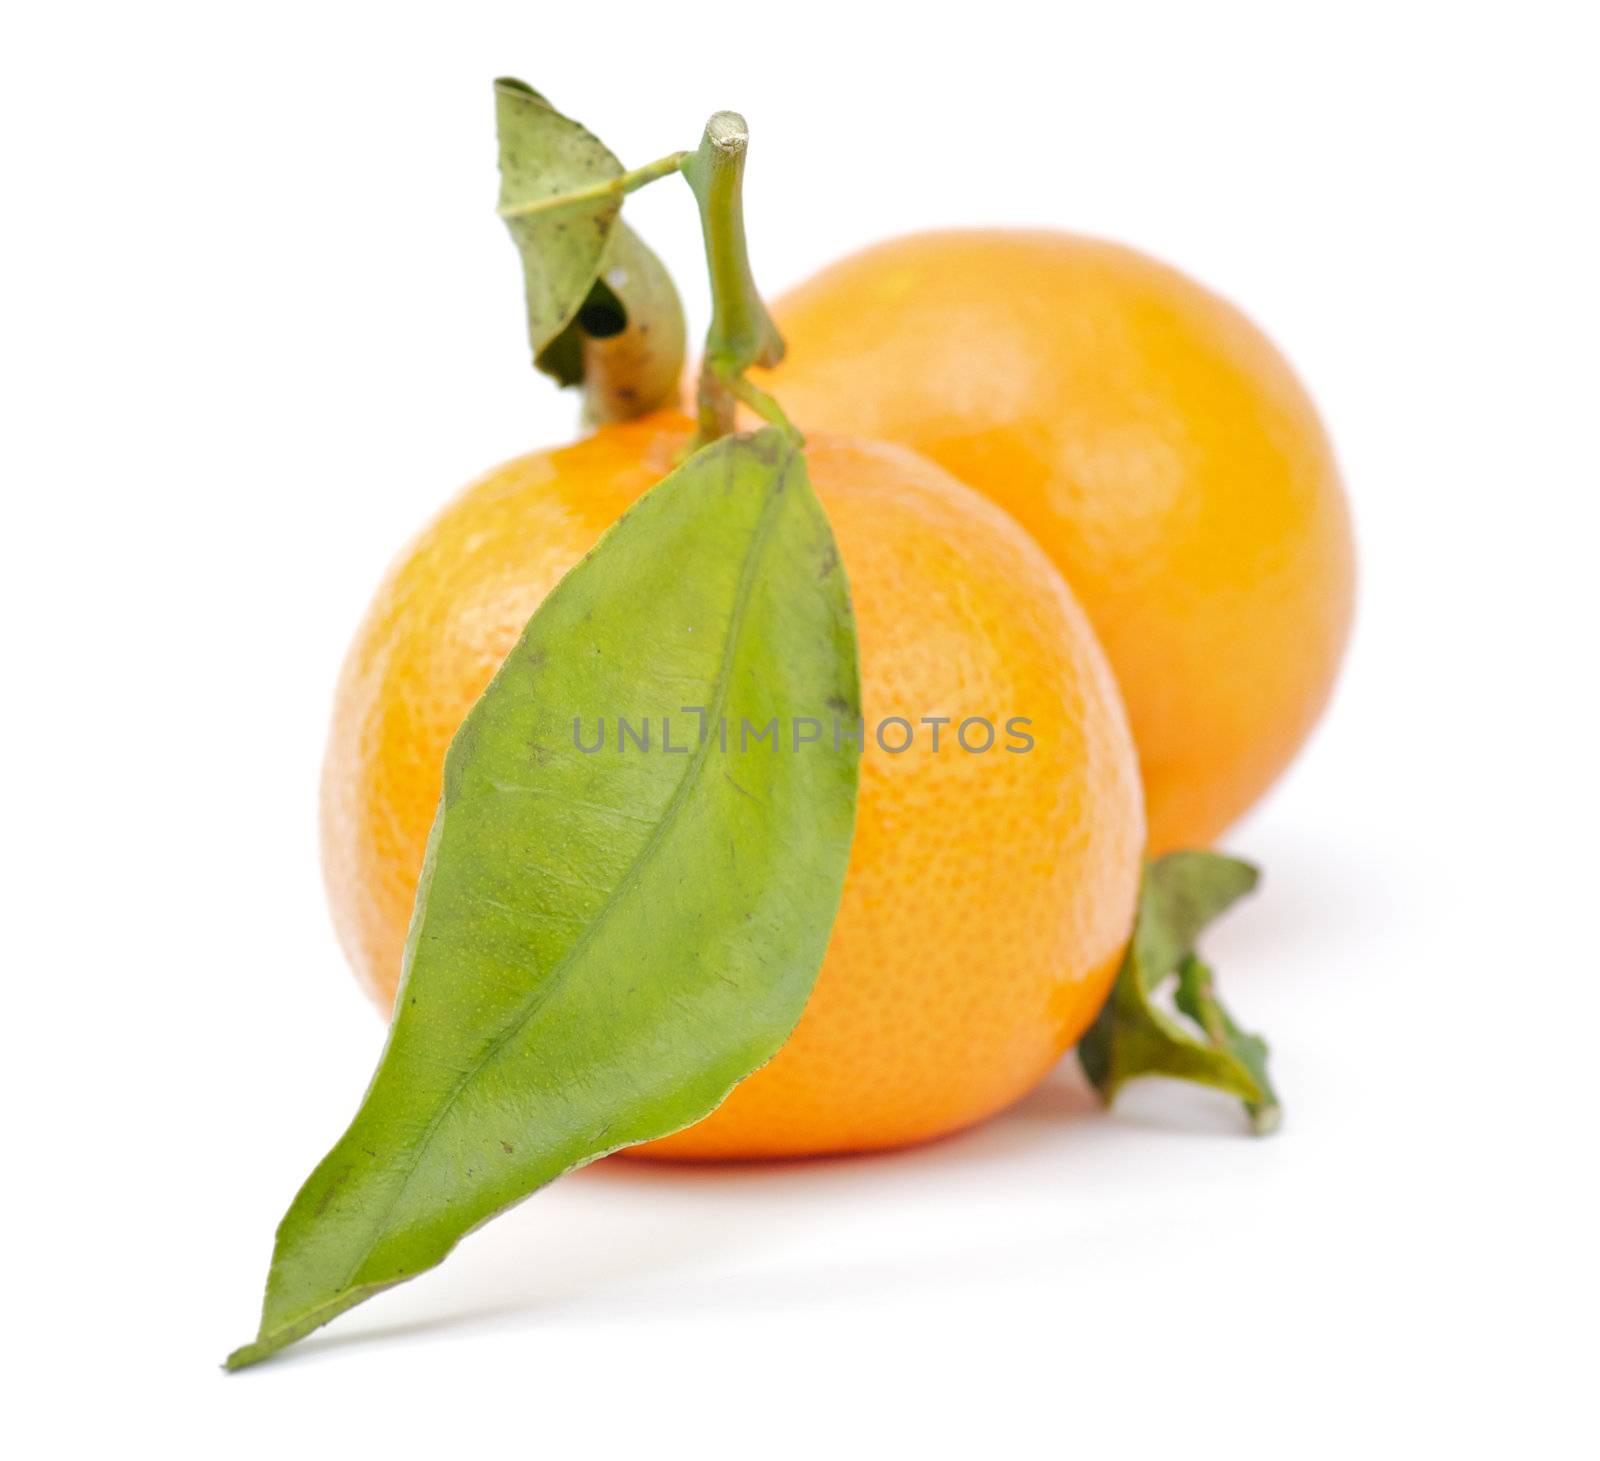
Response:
322,411,1144,1158
750,230,1357,851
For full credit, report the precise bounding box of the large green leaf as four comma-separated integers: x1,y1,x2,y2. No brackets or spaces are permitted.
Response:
229,429,860,1368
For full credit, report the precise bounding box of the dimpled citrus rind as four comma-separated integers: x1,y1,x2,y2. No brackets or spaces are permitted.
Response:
321,414,1144,1158
752,230,1356,851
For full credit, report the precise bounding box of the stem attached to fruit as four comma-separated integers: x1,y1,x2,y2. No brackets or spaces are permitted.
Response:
496,150,690,220
683,112,791,448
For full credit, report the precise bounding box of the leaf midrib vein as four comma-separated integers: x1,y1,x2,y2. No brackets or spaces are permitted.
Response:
320,446,796,1303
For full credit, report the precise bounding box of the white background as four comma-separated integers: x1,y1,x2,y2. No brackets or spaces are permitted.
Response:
3,2,1596,1454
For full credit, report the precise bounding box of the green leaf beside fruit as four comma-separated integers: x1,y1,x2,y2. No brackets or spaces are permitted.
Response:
228,428,860,1368
1078,851,1281,1134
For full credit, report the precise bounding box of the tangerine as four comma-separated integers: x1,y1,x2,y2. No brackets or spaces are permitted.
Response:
321,412,1144,1157
753,230,1357,850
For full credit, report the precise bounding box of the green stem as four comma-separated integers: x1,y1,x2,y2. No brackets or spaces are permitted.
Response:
682,112,789,447
496,150,689,220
